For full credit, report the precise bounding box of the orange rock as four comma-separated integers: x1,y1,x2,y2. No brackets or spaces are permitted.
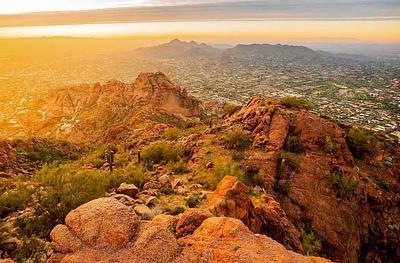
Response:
208,176,262,233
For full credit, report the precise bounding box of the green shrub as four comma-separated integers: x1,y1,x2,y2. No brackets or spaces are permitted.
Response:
16,236,50,263
280,152,299,170
167,159,190,174
213,157,247,184
285,136,305,153
223,103,241,116
169,206,185,215
125,165,148,189
346,127,375,159
223,128,252,150
280,96,314,110
0,180,34,215
299,227,321,256
332,172,359,198
142,141,180,165
163,127,183,140
185,193,203,208
15,216,48,238
33,164,119,233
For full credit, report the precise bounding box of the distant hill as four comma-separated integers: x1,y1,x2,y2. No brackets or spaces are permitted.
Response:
222,43,320,60
131,39,222,59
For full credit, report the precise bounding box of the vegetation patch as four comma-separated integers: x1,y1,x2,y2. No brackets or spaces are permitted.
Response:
163,127,183,140
280,96,314,110
345,126,376,159
142,141,180,166
223,128,252,150
280,152,300,170
332,172,359,198
298,226,321,256
223,102,241,116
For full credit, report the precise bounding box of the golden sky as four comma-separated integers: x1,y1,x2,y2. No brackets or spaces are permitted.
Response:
0,0,399,43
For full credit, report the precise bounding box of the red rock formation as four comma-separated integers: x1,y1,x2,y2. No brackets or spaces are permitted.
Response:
45,72,200,119
224,96,400,262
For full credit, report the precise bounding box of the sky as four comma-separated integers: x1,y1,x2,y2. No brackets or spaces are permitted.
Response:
0,0,399,43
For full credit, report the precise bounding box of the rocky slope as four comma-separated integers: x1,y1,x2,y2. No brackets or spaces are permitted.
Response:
218,97,399,262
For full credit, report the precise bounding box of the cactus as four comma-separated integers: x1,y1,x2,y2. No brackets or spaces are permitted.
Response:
209,115,213,129
138,150,141,164
105,145,115,172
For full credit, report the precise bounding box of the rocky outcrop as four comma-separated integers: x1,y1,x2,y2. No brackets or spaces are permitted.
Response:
45,72,200,119
48,197,330,263
225,96,400,262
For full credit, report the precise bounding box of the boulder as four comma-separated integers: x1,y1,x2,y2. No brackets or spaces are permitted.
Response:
116,183,138,198
208,176,261,232
63,198,139,248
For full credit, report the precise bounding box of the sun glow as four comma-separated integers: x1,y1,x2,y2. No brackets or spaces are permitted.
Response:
0,20,399,43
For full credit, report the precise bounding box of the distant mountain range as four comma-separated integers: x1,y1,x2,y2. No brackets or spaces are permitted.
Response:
131,39,222,59
132,39,325,61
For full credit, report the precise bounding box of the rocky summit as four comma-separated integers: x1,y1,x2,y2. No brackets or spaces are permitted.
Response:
0,73,399,263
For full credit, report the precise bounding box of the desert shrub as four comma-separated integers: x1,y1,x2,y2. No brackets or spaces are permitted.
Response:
125,165,148,189
345,127,375,159
193,171,218,190
15,216,48,238
223,102,241,116
33,164,119,233
213,157,247,185
185,193,203,208
318,135,336,153
169,206,185,215
285,136,305,153
0,180,34,216
15,236,50,263
167,159,190,174
332,172,359,198
163,127,183,140
280,152,299,170
223,128,252,150
142,141,180,165
280,96,314,110
26,141,64,164
299,227,321,256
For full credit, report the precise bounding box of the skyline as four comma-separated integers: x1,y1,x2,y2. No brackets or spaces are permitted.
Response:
0,0,399,43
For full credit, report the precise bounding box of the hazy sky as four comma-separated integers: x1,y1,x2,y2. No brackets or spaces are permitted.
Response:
0,0,399,42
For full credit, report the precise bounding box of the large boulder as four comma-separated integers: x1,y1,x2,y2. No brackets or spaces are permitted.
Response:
208,176,261,232
62,198,139,249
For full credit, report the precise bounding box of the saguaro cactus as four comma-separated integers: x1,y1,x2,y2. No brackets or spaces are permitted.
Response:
105,145,115,172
